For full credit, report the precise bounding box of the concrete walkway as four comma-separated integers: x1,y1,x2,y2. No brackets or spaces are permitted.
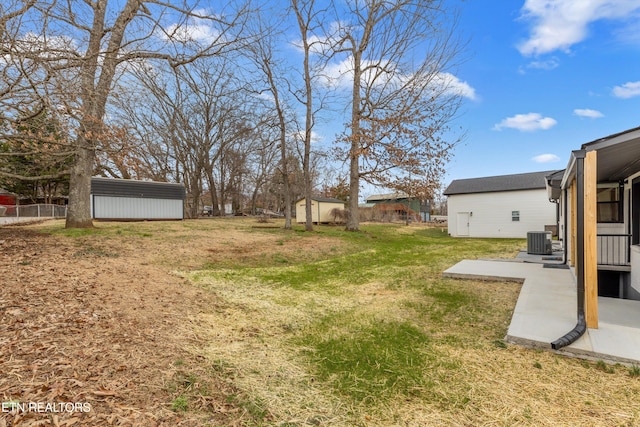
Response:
443,259,640,364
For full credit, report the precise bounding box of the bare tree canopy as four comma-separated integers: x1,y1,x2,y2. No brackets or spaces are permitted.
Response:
1,0,466,227
326,0,466,231
1,0,251,227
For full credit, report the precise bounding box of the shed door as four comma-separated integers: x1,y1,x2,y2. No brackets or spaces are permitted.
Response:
457,212,470,236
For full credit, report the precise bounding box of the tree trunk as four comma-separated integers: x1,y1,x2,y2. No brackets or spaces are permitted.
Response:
65,143,94,228
206,171,221,216
346,51,362,232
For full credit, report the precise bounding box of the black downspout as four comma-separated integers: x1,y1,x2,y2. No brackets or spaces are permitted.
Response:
551,151,587,350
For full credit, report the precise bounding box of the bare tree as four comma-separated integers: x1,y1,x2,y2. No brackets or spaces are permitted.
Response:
291,0,332,231
0,107,73,203
245,12,298,229
0,1,77,189
1,0,251,227
330,0,466,231
245,127,279,215
122,53,259,218
101,81,177,182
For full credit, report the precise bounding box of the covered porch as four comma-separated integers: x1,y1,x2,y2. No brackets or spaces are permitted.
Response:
546,127,640,333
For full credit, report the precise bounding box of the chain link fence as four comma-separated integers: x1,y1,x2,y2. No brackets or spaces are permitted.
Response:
0,204,67,218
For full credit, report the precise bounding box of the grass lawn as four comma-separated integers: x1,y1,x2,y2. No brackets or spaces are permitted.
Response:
18,219,640,426
176,220,640,426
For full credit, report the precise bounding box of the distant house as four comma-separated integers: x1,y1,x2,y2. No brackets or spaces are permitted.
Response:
296,197,345,224
366,193,428,222
444,171,559,238
91,177,185,220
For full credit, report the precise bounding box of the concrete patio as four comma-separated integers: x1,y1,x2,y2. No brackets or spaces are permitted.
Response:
443,256,640,364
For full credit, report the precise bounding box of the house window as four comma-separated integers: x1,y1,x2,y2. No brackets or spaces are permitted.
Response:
597,184,622,223
512,211,520,222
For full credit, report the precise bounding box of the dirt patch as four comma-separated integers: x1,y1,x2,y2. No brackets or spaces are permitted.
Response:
0,225,238,426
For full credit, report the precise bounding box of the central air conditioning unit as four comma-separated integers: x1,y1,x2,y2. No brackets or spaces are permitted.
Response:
527,231,552,255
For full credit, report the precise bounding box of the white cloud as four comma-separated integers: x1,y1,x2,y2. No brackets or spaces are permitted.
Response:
292,130,323,144
162,22,221,44
433,73,477,101
517,0,640,56
533,154,561,163
319,56,355,89
526,58,560,71
518,57,560,74
291,21,348,55
159,10,222,45
614,19,640,45
613,81,640,98
493,113,557,132
574,108,604,118
320,57,476,100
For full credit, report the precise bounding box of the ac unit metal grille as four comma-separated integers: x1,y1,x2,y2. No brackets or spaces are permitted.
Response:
527,231,552,255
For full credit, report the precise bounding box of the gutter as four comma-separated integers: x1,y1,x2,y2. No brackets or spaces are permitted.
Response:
551,150,587,350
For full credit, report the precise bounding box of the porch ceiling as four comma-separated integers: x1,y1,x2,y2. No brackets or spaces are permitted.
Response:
584,127,640,182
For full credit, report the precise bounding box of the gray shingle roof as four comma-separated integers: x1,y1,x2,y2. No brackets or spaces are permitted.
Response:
443,170,560,196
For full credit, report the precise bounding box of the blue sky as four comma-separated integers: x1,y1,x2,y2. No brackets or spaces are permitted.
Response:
55,0,638,197
441,0,640,184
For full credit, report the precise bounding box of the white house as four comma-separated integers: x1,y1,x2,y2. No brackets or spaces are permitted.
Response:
444,170,559,238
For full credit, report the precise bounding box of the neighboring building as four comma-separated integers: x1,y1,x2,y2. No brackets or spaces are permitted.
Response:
366,193,428,221
444,170,559,238
91,177,185,220
0,189,16,207
0,189,17,217
296,197,345,224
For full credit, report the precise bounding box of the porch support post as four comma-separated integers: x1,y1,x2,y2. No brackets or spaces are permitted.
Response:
570,180,577,267
584,150,598,329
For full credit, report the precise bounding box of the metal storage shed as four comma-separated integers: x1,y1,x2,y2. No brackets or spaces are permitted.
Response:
91,177,185,220
296,197,345,223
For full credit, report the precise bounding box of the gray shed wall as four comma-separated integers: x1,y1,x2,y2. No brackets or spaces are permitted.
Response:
90,178,185,220
92,196,183,220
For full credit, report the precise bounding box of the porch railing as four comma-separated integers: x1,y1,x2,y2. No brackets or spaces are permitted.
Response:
597,233,631,266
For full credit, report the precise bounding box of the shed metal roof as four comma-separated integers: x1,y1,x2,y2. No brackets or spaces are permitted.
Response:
91,177,185,200
444,170,560,196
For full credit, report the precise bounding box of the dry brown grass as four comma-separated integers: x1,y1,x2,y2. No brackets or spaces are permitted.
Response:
1,218,639,426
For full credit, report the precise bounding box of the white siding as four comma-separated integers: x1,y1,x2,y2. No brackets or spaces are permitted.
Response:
447,189,556,238
93,196,183,219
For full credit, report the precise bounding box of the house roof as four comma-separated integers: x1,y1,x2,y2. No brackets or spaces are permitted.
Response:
556,125,640,189
582,125,640,183
296,197,345,204
545,169,566,201
444,170,560,196
366,192,409,202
